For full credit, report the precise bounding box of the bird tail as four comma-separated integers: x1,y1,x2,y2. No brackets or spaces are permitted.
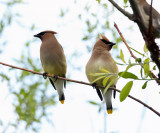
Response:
52,78,65,104
103,88,113,114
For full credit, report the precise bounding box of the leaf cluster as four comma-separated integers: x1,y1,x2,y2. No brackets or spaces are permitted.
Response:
118,44,156,102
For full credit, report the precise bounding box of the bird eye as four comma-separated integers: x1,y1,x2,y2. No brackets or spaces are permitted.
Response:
37,32,46,36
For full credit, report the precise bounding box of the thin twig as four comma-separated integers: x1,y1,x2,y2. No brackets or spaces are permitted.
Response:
114,23,137,59
0,61,160,116
107,0,134,20
114,22,160,84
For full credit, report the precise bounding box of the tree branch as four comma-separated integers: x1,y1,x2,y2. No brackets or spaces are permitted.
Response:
108,0,160,79
108,0,134,20
128,0,160,79
114,23,160,85
128,0,148,33
0,61,160,116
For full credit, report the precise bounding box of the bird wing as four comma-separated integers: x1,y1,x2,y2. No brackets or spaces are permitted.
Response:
143,4,159,19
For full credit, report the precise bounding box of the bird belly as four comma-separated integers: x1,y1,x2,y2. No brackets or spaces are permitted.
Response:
86,59,118,86
40,52,66,76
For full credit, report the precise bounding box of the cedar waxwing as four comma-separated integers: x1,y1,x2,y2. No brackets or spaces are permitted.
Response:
86,34,118,114
34,31,67,104
137,0,160,38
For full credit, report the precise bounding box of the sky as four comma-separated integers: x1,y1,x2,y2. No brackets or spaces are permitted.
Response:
0,0,160,133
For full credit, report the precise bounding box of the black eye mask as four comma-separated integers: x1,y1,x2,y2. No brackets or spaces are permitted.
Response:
34,32,46,38
37,32,46,36
100,39,116,46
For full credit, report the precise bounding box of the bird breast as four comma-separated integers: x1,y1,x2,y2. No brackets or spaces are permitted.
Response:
40,42,66,76
86,56,118,86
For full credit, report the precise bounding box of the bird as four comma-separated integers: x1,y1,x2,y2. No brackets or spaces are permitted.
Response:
34,30,67,104
86,34,118,114
137,0,160,38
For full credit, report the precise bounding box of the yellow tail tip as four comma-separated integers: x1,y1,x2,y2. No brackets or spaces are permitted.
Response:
60,100,64,104
107,109,113,114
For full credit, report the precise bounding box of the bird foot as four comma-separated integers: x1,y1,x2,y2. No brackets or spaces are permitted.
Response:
53,75,58,82
91,83,97,89
43,72,48,79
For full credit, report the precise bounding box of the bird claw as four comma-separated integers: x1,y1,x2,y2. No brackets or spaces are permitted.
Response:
91,83,97,89
53,75,58,82
43,73,48,79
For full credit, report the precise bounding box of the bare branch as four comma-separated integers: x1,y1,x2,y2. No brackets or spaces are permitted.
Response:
128,0,160,79
0,61,160,116
128,0,148,34
108,0,134,20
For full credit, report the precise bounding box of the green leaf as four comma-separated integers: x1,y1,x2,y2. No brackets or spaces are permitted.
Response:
115,62,125,65
91,76,106,84
82,36,88,40
129,47,145,56
146,72,152,79
153,65,156,70
129,58,131,65
89,72,107,77
106,21,109,29
102,75,113,86
142,81,148,89
98,106,102,112
144,44,148,53
25,42,30,47
60,9,64,17
102,3,108,8
86,20,90,27
118,71,138,79
126,63,138,71
31,24,35,30
135,58,142,63
144,58,150,63
124,0,128,4
144,64,150,75
143,58,150,76
0,73,10,81
88,101,99,105
99,68,110,73
96,0,101,4
120,81,133,102
120,49,126,63
116,37,122,43
103,77,118,94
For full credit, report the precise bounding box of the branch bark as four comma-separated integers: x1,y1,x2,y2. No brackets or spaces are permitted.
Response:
129,0,160,79
0,61,160,117
108,0,160,80
108,0,134,20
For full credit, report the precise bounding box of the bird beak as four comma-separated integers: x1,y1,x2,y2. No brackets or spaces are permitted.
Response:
109,42,116,46
34,34,41,38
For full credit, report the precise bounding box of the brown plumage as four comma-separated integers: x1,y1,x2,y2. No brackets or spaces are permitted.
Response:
137,0,160,38
86,34,118,114
34,30,67,104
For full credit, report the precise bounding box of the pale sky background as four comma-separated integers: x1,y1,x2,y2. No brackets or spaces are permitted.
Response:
0,0,160,133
